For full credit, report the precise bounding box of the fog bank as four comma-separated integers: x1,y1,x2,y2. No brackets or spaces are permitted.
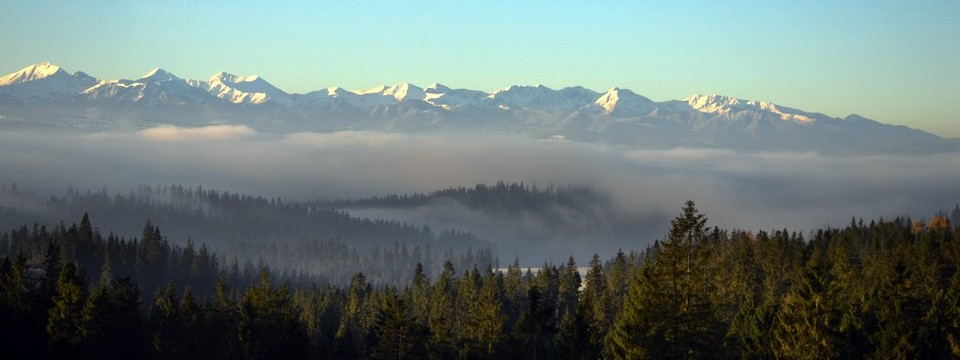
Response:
1,125,957,262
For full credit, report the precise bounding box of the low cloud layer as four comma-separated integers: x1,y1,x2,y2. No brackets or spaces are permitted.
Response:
139,124,257,142
1,126,957,262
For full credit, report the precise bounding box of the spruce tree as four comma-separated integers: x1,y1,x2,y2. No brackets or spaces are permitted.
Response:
151,283,181,358
371,287,427,360
474,269,506,356
46,262,87,358
607,201,725,359
579,254,607,355
774,249,841,359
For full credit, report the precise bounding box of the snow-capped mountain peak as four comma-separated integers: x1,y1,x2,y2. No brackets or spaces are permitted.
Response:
486,84,554,108
0,61,952,155
0,62,70,85
686,94,743,114
485,84,601,112
358,85,388,95
686,94,817,124
76,67,220,105
139,68,180,82
325,86,347,96
425,83,450,93
594,87,625,113
0,62,99,100
308,86,395,107
353,83,427,102
203,71,288,105
209,72,263,84
383,83,425,102
422,83,486,109
492,84,549,95
593,87,654,115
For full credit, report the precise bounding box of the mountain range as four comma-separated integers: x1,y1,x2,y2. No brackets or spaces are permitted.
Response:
1,62,955,155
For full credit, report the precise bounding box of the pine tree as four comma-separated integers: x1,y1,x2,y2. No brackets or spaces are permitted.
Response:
473,269,506,356
0,254,44,359
774,249,841,359
237,267,310,359
502,258,526,333
335,272,371,359
46,262,87,358
458,268,483,356
557,256,581,320
579,254,607,355
81,277,145,360
1,253,30,314
514,284,557,360
428,261,458,358
207,274,238,360
556,256,588,359
410,262,431,325
370,287,428,360
41,241,63,305
607,201,725,359
151,283,181,358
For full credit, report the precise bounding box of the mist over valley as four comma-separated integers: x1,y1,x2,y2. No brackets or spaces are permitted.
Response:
1,122,957,271
4,1,960,357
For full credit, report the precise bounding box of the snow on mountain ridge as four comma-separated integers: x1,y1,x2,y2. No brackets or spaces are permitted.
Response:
303,86,395,107
594,87,654,115
211,72,263,84
204,71,288,105
423,83,486,109
382,83,426,102
0,62,99,100
686,94,816,124
0,62,952,154
486,84,597,111
0,63,932,142
139,68,180,82
356,83,427,102
425,83,450,92
80,68,218,105
358,85,389,95
0,62,68,85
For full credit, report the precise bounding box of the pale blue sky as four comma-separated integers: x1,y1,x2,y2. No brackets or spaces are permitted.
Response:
2,1,958,137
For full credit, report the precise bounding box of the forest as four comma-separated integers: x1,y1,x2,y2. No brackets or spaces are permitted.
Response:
0,183,491,285
0,182,656,281
2,200,960,359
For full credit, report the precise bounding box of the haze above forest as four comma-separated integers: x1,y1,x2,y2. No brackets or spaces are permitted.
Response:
1,125,957,264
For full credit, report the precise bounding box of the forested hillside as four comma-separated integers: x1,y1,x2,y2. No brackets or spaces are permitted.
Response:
3,201,959,359
0,183,491,284
330,181,662,262
0,182,660,270
330,181,607,211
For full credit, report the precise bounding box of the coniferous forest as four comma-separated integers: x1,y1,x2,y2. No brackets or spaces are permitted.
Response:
3,199,960,359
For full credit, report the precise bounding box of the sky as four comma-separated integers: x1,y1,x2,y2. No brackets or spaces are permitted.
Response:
1,1,958,137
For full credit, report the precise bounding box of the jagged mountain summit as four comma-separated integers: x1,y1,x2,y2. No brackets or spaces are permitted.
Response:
0,62,955,155
593,87,656,116
484,84,599,112
199,72,291,105
81,68,218,105
0,62,97,100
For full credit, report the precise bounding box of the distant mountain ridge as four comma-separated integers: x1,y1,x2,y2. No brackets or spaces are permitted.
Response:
1,62,956,155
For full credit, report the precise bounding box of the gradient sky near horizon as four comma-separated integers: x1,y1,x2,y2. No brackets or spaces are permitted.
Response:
2,1,958,137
